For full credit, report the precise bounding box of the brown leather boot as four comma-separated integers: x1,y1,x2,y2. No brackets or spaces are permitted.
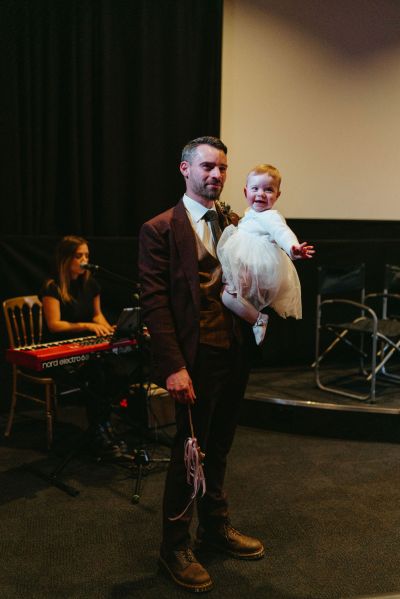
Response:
196,523,265,560
159,546,213,593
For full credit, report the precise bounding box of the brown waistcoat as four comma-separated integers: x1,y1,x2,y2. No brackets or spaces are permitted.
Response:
195,235,233,349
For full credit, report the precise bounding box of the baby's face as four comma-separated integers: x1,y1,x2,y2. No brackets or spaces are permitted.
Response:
244,173,280,212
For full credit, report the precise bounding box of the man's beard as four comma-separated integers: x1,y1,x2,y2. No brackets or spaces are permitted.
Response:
192,180,222,200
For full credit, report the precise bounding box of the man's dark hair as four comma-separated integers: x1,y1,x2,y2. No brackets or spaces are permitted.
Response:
181,136,228,163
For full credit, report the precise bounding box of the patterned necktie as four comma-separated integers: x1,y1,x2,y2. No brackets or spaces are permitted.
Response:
203,210,222,248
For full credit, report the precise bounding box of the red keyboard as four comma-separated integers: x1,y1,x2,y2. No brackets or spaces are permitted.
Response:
6,335,137,372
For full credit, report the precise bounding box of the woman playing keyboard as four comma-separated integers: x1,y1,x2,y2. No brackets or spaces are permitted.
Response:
40,235,133,457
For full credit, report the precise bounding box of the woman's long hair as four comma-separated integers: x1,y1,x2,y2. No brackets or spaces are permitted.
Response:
46,235,90,303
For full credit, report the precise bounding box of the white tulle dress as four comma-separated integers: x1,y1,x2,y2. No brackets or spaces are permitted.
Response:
217,208,302,318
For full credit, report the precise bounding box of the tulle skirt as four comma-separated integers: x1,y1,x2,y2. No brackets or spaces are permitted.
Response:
217,225,302,318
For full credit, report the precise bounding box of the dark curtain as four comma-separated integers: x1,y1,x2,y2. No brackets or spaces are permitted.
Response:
0,0,223,236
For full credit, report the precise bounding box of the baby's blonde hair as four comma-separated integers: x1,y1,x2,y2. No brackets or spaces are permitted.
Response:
246,164,281,189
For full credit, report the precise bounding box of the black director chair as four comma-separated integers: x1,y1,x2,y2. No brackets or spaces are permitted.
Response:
365,264,400,383
313,263,400,403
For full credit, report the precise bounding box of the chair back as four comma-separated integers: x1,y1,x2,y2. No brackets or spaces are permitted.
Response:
3,295,43,349
317,264,365,296
384,264,400,293
382,264,400,319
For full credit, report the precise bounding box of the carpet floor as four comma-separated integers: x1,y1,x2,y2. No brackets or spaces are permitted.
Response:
1,367,400,599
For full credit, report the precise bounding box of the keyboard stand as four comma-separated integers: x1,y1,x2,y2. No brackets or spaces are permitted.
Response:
25,429,91,497
24,372,164,500
23,363,110,497
23,305,169,502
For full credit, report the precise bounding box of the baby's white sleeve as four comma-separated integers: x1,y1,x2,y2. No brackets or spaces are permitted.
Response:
267,211,299,256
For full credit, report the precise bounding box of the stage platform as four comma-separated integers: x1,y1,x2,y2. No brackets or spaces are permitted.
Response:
245,365,400,415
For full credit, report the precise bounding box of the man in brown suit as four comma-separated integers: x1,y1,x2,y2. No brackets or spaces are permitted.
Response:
138,136,264,593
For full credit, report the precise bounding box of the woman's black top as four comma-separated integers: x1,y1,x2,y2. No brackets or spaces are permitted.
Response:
40,276,101,341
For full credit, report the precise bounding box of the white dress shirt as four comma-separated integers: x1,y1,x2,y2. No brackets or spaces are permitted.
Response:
182,194,218,257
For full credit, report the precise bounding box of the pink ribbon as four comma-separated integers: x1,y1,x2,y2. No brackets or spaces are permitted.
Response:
168,435,206,521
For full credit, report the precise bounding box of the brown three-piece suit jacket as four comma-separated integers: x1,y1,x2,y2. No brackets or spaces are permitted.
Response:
138,197,232,386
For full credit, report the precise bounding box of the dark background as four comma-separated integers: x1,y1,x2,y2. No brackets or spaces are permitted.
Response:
0,0,223,404
1,0,400,407
0,0,223,235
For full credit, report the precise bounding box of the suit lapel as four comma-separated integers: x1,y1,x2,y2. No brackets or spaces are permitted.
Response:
171,199,200,309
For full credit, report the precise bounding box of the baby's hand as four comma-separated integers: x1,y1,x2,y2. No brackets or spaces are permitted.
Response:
291,242,315,260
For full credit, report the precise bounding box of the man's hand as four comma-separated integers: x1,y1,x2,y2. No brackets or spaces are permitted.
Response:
291,242,315,260
166,368,196,404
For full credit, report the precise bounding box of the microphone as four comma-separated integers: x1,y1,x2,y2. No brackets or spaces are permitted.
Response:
79,262,139,290
80,263,100,272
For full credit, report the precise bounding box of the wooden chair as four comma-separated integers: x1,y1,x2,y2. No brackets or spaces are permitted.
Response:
3,295,58,448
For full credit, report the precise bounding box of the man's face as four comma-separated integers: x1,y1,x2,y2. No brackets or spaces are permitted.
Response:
180,144,228,206
244,173,281,212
